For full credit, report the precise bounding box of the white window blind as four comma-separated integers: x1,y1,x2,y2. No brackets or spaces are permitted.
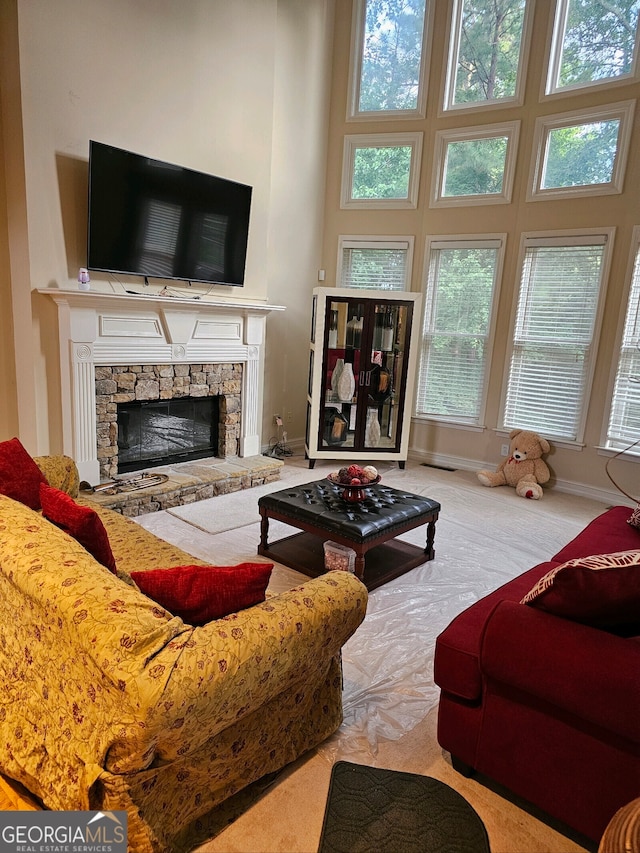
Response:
502,237,607,440
416,240,501,424
607,238,640,451
340,241,411,290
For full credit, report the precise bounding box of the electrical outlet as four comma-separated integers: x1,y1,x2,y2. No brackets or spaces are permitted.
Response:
273,414,282,426
286,411,293,422
501,443,510,457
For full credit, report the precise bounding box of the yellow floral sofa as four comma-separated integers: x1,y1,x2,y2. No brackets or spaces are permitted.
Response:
0,456,368,852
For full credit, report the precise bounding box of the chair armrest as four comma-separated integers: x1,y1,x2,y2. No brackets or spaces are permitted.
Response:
34,455,80,498
480,600,640,743
147,571,368,759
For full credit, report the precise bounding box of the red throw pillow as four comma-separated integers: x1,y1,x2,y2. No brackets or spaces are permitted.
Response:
130,562,274,625
521,549,640,628
40,483,117,574
0,437,47,510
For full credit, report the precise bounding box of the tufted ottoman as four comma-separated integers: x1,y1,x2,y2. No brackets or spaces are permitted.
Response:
258,480,440,590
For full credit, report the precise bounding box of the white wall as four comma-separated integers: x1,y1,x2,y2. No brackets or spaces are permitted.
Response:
7,0,333,453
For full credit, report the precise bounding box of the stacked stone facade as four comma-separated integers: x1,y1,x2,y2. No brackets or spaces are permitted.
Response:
95,363,243,480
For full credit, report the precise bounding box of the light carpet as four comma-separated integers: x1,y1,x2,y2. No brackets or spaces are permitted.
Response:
133,456,612,853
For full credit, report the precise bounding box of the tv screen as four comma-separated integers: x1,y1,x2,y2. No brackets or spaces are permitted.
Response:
87,141,252,287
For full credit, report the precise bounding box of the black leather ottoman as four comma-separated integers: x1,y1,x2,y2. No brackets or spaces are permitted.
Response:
258,480,440,590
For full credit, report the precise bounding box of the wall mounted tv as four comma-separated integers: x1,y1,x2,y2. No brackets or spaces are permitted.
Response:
87,141,252,287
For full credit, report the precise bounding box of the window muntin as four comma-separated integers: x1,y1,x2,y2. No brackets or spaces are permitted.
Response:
431,122,519,207
348,0,431,120
501,233,612,442
444,0,532,112
547,0,640,96
341,133,423,209
338,237,414,291
528,102,635,200
416,237,504,425
606,228,640,453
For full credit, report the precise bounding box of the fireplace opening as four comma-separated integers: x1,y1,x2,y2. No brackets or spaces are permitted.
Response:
117,397,219,474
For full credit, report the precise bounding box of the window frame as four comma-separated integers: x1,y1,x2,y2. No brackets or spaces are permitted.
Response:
498,228,615,445
341,132,424,209
527,101,635,202
337,235,415,292
441,0,535,115
430,121,520,208
414,233,506,427
347,0,434,121
544,0,640,99
603,225,640,455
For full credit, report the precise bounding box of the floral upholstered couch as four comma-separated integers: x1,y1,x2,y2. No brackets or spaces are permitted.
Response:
0,452,368,852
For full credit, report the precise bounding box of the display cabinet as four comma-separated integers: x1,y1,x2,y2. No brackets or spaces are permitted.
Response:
306,287,421,468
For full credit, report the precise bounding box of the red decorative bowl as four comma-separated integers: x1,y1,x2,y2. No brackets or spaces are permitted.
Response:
327,473,381,503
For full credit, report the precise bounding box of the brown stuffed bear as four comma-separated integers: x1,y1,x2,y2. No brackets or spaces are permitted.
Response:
477,429,551,500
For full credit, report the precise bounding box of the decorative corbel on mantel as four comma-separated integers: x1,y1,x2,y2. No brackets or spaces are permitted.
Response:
39,289,285,484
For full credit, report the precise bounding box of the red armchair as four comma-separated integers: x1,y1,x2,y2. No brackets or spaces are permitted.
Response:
434,506,640,845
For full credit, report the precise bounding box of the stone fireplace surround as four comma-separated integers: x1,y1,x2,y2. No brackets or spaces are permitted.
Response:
96,362,241,480
41,288,285,486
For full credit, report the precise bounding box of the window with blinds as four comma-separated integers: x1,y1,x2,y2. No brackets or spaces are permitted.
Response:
339,238,413,291
502,234,610,441
606,230,640,452
415,238,503,424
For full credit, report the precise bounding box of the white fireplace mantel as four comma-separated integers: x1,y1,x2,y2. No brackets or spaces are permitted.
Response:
40,288,285,484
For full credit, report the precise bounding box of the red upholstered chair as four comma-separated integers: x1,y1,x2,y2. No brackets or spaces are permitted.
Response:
434,506,640,846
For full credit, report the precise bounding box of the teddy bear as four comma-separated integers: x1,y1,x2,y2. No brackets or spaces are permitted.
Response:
477,429,551,500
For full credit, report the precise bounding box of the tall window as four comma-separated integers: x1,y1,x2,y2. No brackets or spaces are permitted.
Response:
502,232,612,441
444,0,532,111
547,0,640,95
348,0,431,119
606,228,640,452
338,236,414,291
415,237,503,424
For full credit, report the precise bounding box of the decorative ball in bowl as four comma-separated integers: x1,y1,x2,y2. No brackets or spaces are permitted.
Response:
327,464,381,503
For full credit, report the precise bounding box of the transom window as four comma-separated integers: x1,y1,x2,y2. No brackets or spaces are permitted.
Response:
605,227,640,453
443,0,532,112
415,236,504,425
528,102,635,200
546,0,640,96
431,122,519,207
338,236,414,291
501,232,612,442
348,0,431,119
341,133,423,209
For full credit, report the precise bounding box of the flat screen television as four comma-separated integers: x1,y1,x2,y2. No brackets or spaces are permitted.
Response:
87,141,252,287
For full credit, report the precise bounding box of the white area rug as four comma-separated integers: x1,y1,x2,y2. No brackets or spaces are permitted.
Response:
137,458,611,758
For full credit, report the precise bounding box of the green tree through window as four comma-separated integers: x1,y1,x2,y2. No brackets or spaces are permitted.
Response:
352,145,413,198
556,0,640,90
358,0,427,113
443,137,508,196
450,0,528,107
542,120,620,188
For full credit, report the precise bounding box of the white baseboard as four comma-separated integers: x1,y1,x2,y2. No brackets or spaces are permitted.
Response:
406,448,635,509
257,440,635,508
